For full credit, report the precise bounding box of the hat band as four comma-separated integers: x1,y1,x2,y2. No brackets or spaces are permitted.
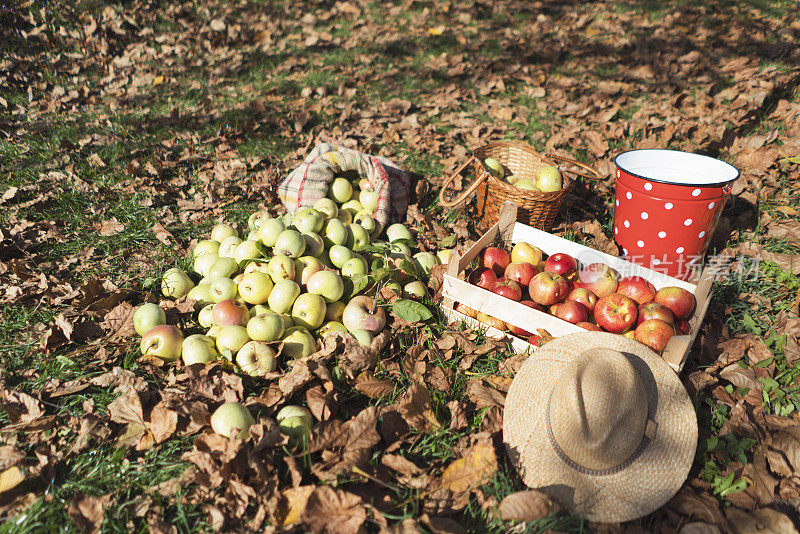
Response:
546,389,655,476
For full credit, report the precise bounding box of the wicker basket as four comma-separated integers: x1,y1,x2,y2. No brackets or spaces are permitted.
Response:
438,141,600,231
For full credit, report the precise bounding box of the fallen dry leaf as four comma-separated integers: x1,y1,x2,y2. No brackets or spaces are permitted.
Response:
441,442,497,494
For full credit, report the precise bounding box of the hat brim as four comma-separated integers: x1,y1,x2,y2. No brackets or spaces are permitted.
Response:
503,332,697,523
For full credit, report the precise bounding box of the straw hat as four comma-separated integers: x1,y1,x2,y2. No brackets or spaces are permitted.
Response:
503,331,697,523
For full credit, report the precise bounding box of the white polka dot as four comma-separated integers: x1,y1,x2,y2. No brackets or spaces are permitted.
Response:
623,248,628,256
692,188,701,196
665,202,673,210
614,226,618,235
708,202,715,209
641,212,649,220
624,220,630,228
684,218,693,226
644,183,653,191
676,246,684,253
653,258,661,265
626,192,632,200
698,231,706,238
617,170,620,178
616,199,619,207
658,231,667,238
637,240,645,248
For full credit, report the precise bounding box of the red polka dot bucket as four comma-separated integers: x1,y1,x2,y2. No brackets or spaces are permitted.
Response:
613,149,739,280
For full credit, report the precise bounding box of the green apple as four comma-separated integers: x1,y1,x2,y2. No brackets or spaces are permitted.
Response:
325,301,346,322
161,267,194,299
268,279,301,314
236,341,278,376
346,223,370,250
386,223,413,243
133,303,167,336
350,329,373,347
384,280,402,296
259,218,286,247
483,158,505,179
328,177,353,203
281,212,294,227
246,312,285,342
514,179,541,191
193,239,220,258
328,245,353,269
206,325,223,339
412,251,439,279
291,293,326,330
187,282,213,309
237,271,273,305
243,260,270,276
193,253,218,278
354,211,377,235
210,277,238,303
359,190,379,213
218,236,243,258
210,402,254,440
318,321,347,336
249,304,270,317
198,303,215,328
281,327,316,359
276,405,313,446
437,249,452,266
306,271,344,303
302,232,325,258
212,299,250,327
267,256,296,283
274,229,306,258
234,240,263,266
294,256,325,287
403,280,427,299
341,257,368,277
211,223,238,243
312,198,338,220
216,325,250,359
343,296,386,335
534,165,562,192
389,242,411,258
140,325,183,361
336,209,352,226
293,207,324,234
341,199,363,216
182,334,219,366
208,256,239,280
323,218,348,247
248,211,265,230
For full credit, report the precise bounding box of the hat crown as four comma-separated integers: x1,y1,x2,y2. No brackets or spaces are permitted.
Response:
549,348,648,472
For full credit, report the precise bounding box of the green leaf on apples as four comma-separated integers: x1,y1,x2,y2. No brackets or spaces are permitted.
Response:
392,238,417,248
399,258,419,279
391,299,432,322
349,273,370,295
356,244,387,254
439,235,456,248
370,267,395,282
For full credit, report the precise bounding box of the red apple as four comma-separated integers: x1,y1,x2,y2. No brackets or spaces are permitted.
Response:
551,300,589,324
504,262,537,287
528,272,569,306
476,312,507,331
544,253,578,280
527,334,543,346
577,321,602,331
565,288,598,313
520,300,545,312
637,302,675,326
654,286,697,320
676,318,691,335
492,278,523,301
454,302,477,318
511,242,543,268
577,263,619,298
594,293,638,333
468,267,497,290
482,247,511,277
212,299,250,327
634,319,676,353
617,276,656,306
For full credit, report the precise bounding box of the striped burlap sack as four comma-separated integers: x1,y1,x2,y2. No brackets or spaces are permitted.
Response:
278,143,412,228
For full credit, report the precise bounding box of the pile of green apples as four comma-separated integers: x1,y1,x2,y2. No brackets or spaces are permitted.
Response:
132,196,448,379
483,158,563,193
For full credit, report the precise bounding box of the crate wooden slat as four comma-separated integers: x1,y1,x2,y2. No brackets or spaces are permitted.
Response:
441,201,713,372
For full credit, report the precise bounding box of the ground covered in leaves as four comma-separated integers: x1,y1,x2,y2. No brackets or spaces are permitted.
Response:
2,0,800,532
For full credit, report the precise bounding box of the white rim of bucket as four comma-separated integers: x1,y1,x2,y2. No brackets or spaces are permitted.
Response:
615,149,739,187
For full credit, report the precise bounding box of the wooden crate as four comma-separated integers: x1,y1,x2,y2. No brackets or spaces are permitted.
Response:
441,202,713,372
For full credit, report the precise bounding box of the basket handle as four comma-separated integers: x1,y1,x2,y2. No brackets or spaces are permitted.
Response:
438,156,486,208
546,154,601,180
